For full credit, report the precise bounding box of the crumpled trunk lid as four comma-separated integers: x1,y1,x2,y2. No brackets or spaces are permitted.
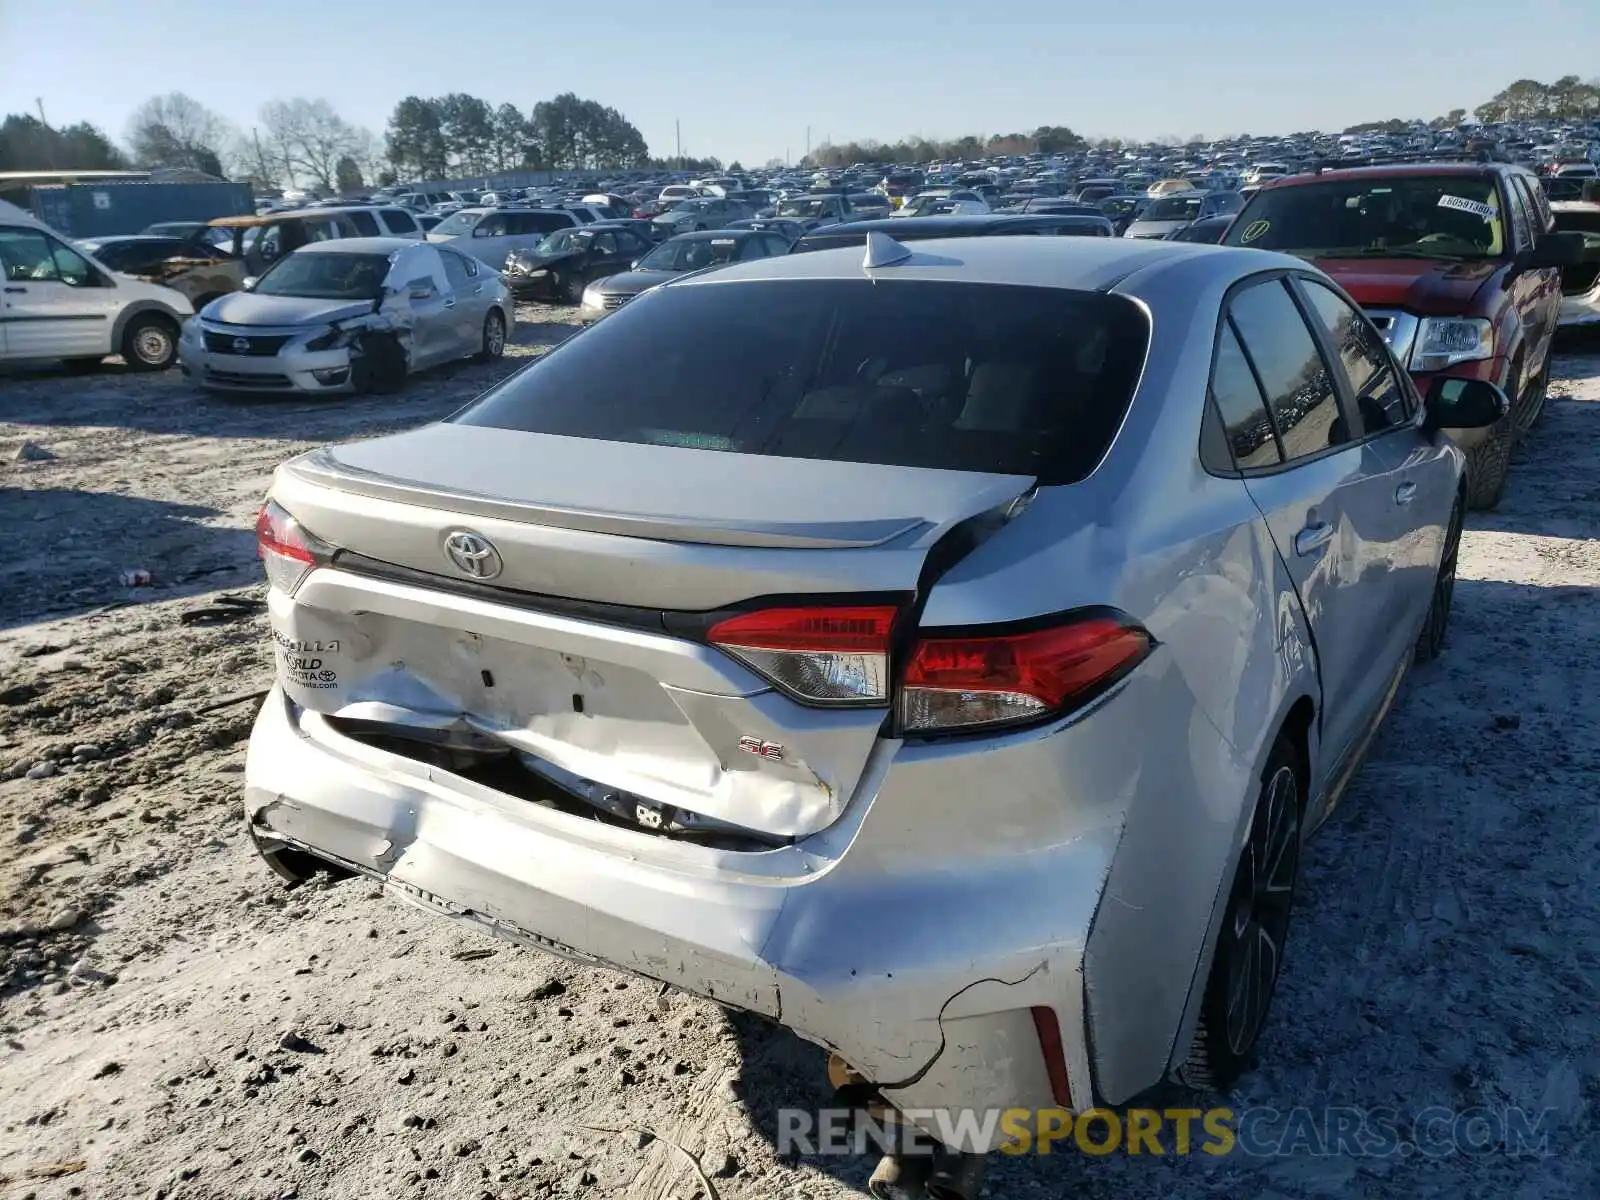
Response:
268,426,1034,838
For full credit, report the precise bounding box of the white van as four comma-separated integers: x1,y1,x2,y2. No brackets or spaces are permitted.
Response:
0,199,194,370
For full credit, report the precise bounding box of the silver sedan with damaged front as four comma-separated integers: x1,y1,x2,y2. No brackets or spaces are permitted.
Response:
179,237,512,395
242,235,1505,1176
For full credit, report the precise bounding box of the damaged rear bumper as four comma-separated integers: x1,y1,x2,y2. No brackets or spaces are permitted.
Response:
245,685,1120,1148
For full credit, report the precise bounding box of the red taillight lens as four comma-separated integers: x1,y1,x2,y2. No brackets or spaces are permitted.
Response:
901,614,1151,733
709,605,897,704
255,499,329,594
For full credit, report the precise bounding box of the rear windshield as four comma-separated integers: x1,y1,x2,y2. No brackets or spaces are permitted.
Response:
456,278,1149,484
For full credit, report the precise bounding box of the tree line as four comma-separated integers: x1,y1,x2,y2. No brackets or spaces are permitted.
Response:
1344,76,1600,136
0,90,653,193
2,74,1596,187
384,93,648,177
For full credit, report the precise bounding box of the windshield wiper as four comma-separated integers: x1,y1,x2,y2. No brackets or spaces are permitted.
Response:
1313,247,1469,261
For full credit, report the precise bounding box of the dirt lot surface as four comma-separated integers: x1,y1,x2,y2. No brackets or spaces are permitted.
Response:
1,313,1597,1200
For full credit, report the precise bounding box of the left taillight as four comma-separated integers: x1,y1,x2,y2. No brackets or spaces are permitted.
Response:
708,605,897,705
255,499,332,594
900,612,1152,734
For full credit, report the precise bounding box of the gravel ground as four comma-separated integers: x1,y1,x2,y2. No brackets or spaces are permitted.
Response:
0,317,1597,1200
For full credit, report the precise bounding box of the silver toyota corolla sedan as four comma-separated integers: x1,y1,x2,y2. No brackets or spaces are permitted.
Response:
180,237,512,394
243,234,1505,1154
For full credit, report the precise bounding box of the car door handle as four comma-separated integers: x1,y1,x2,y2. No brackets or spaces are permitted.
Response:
1394,482,1418,506
2,285,25,293
443,298,456,308
1294,522,1334,557
473,285,483,295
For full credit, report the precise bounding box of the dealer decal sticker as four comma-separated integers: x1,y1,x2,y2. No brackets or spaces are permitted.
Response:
1239,219,1271,244
1437,194,1497,221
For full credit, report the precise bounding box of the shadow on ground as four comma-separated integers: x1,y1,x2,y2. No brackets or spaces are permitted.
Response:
0,488,261,630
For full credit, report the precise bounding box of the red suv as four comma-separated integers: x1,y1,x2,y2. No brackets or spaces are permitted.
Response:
1223,163,1586,507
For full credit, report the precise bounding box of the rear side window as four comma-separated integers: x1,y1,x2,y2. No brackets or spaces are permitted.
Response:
1228,280,1345,461
457,278,1150,484
1207,321,1282,470
381,209,419,234
344,210,380,236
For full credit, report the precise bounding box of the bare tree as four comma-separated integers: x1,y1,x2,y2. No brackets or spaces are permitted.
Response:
126,93,233,173
259,98,370,192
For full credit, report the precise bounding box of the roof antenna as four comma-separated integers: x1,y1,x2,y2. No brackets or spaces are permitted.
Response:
862,230,912,270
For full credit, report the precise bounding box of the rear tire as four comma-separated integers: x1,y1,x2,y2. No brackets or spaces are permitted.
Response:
477,310,506,362
1515,369,1548,434
192,292,226,311
121,314,179,372
1414,494,1464,663
1464,411,1514,510
1179,738,1302,1091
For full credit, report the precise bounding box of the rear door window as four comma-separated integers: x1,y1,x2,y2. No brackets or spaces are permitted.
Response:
380,208,419,234
344,210,381,236
1227,279,1346,462
456,278,1149,483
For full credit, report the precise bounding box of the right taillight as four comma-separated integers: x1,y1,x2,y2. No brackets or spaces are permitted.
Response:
255,499,332,595
901,612,1152,734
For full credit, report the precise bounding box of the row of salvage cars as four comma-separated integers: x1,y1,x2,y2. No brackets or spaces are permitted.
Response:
247,219,1545,1200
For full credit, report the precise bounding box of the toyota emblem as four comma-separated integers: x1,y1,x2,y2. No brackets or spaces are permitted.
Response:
443,530,503,580
232,336,251,353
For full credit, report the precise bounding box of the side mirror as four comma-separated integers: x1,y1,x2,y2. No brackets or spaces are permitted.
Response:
630,258,642,270
1423,377,1509,432
241,276,258,291
1518,230,1585,271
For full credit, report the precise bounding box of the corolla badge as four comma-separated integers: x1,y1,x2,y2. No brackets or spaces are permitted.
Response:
443,530,503,580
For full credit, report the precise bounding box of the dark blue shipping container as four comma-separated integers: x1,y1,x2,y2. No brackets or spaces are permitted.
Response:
26,181,254,238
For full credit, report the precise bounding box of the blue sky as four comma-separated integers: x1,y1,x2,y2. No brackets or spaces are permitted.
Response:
3,0,1597,167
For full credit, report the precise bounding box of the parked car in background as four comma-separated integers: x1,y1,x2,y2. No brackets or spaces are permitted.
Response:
577,228,790,319
142,221,235,252
1550,200,1600,327
426,207,581,270
892,189,990,218
1124,190,1244,239
244,234,1504,1181
73,234,241,310
1165,214,1235,243
726,217,807,243
1100,195,1151,235
1222,162,1586,507
209,207,425,281
502,222,656,303
847,192,894,220
0,199,193,371
651,197,751,237
774,191,865,230
180,238,510,394
791,212,1113,253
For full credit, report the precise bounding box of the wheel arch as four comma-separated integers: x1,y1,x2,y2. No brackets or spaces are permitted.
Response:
110,300,184,351
1158,685,1318,1090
